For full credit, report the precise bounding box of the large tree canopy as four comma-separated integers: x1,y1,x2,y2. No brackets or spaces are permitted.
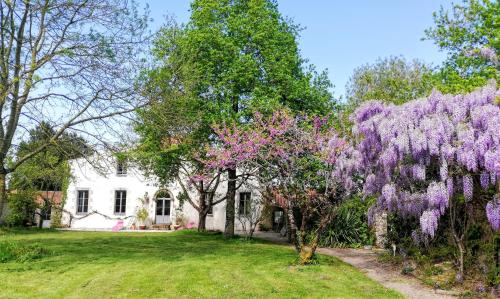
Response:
136,0,335,237
180,0,334,118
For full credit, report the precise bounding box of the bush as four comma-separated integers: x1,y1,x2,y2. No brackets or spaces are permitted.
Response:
175,212,187,227
385,206,500,290
50,207,63,228
5,190,38,227
0,242,50,263
319,196,375,248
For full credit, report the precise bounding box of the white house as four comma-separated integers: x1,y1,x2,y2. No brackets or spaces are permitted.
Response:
61,155,259,231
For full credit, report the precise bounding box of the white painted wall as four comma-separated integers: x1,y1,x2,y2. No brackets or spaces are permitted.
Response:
61,156,259,231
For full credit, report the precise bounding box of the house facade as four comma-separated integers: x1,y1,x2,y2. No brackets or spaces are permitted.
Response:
61,156,258,231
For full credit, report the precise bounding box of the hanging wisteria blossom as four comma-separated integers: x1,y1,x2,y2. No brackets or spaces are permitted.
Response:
350,81,500,237
480,172,490,189
420,209,440,238
463,175,473,201
486,197,500,232
465,46,498,63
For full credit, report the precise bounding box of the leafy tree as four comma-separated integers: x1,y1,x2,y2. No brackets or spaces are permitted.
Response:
135,39,226,231
6,122,88,227
4,190,38,227
424,0,499,93
10,122,88,191
345,56,434,107
137,0,334,237
0,0,149,218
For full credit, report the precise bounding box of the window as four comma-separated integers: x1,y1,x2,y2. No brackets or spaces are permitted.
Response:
202,192,214,215
116,161,127,176
238,192,251,216
115,190,127,214
77,190,89,214
273,210,283,224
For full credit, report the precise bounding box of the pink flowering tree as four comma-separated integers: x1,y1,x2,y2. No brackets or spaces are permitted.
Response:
351,81,500,278
204,110,355,264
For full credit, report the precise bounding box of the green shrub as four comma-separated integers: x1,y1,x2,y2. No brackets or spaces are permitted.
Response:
401,265,415,275
0,242,50,263
5,190,38,227
385,203,499,289
424,265,444,276
258,222,271,231
319,196,375,248
50,207,63,228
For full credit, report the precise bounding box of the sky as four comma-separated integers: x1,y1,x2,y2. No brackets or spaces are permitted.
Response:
138,0,452,99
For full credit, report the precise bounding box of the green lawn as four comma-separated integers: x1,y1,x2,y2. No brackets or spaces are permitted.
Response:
0,229,402,299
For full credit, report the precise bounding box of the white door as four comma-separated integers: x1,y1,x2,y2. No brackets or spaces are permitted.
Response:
155,198,171,224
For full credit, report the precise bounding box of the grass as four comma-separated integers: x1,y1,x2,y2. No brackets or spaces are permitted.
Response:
0,229,402,299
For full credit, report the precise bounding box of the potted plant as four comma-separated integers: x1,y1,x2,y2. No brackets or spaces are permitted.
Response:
136,207,149,230
173,212,187,230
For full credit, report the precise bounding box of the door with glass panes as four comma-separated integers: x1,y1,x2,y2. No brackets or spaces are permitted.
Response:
155,191,171,224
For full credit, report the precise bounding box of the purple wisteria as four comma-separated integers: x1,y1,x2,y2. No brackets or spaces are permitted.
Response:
351,81,500,236
420,209,440,238
462,175,473,201
486,196,500,231
465,46,498,63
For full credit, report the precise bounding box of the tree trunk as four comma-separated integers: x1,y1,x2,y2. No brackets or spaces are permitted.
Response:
496,237,499,277
449,196,465,282
286,207,299,252
224,95,238,239
452,231,465,282
198,211,207,232
299,235,319,265
37,212,43,229
0,172,6,223
456,239,465,282
224,168,237,238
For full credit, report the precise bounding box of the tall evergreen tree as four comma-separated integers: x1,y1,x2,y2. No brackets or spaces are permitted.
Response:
10,122,89,191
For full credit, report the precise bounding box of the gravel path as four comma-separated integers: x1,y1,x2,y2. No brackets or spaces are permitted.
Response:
250,231,458,299
317,247,457,299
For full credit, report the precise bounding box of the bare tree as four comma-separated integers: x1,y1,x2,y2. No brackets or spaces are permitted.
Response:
175,167,227,232
0,0,150,217
174,165,253,232
236,189,263,240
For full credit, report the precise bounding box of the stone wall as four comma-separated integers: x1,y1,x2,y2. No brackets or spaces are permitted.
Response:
374,211,387,248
